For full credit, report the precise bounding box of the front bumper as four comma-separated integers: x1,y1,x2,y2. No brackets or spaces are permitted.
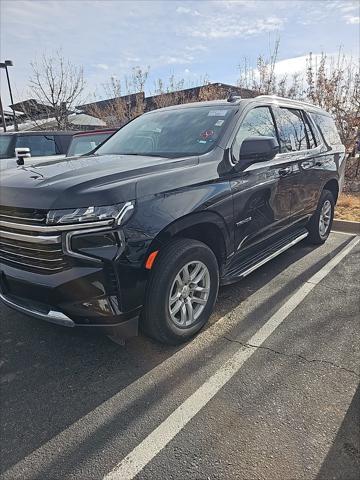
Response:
0,261,144,338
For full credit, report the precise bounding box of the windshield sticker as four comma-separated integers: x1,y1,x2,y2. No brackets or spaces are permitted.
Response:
200,129,214,140
215,119,224,127
208,110,228,117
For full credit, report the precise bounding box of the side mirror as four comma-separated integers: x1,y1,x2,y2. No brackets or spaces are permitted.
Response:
15,147,31,166
235,136,279,170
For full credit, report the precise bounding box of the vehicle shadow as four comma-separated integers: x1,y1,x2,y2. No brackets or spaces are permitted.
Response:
0,235,351,473
316,383,360,480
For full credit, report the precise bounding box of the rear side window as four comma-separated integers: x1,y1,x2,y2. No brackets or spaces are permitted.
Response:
16,135,57,156
273,108,308,152
311,113,341,146
233,106,277,159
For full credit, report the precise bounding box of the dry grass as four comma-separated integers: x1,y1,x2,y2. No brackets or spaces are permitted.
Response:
335,193,360,222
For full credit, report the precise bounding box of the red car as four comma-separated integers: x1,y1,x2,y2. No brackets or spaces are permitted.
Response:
66,128,117,157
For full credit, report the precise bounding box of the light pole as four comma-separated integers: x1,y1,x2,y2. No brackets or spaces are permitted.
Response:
0,60,18,131
0,95,6,132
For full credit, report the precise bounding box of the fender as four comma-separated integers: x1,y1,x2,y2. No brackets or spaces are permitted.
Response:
151,210,231,256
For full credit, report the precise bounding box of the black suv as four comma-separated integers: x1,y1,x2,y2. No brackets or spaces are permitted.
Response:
0,96,345,344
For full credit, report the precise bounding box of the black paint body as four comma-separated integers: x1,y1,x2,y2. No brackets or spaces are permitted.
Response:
0,97,346,336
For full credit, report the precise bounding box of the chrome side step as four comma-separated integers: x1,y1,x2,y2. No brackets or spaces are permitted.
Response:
240,231,308,278
223,228,309,284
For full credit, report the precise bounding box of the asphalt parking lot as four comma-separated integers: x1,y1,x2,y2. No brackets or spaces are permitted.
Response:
1,232,359,480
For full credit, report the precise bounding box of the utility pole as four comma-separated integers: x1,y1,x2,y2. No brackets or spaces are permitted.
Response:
0,60,18,131
0,95,6,132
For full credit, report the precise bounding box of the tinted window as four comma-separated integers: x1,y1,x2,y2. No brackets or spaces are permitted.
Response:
55,134,73,154
274,108,308,152
233,106,277,159
67,132,112,156
311,113,341,146
16,135,57,156
96,107,234,158
0,135,14,159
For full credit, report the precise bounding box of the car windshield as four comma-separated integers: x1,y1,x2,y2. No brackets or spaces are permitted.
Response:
96,106,234,158
67,132,113,156
0,135,13,159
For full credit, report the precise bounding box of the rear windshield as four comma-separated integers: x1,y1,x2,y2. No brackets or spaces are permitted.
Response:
67,132,113,156
0,135,14,159
96,106,234,158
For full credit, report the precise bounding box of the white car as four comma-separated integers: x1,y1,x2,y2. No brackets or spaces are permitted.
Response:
0,131,74,170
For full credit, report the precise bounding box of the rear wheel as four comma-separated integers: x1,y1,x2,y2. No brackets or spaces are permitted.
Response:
143,238,219,345
306,189,335,244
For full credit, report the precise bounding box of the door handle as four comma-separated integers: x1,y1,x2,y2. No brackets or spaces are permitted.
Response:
301,161,313,170
278,166,291,176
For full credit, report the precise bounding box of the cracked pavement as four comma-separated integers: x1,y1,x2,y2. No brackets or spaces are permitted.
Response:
1,232,359,480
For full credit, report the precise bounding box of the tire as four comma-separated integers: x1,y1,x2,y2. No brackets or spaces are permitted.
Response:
143,238,219,345
306,189,335,244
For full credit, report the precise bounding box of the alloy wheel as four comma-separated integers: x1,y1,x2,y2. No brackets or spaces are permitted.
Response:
319,199,332,237
168,261,210,327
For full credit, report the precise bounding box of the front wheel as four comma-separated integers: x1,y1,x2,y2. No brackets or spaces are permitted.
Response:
143,238,219,345
306,189,335,244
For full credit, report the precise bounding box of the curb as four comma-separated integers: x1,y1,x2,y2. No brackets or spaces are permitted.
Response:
332,219,360,235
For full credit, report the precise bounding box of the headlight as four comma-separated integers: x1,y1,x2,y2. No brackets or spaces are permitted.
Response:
46,201,134,225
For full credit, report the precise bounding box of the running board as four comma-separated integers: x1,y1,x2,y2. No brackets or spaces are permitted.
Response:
222,228,308,284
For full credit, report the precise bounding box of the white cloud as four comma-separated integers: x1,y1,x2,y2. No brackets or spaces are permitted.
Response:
344,15,360,24
273,53,359,78
184,44,208,52
339,3,359,13
176,5,200,16
189,16,284,39
94,63,109,70
176,6,191,14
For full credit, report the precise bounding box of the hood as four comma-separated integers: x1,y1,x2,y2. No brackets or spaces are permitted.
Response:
0,154,66,171
0,153,198,209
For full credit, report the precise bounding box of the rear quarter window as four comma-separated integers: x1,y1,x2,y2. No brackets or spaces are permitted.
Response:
311,113,341,146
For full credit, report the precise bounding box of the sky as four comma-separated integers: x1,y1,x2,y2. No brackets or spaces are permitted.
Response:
0,0,359,108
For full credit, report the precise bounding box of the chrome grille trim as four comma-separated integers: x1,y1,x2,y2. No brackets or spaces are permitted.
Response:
0,205,119,273
0,206,66,272
0,240,62,253
0,249,65,262
0,255,67,272
0,214,46,223
0,218,113,232
0,230,61,244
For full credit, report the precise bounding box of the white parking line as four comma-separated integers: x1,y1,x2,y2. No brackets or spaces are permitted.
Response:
104,235,359,480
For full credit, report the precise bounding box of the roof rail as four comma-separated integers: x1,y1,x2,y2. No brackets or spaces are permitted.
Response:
256,95,323,111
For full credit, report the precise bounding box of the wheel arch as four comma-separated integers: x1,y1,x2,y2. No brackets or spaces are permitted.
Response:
146,211,231,268
323,178,339,203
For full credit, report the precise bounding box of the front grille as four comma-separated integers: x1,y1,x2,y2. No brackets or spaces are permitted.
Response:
0,206,69,274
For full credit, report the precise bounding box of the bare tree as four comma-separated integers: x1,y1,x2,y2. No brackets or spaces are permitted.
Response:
238,43,359,150
305,51,360,151
87,77,128,127
152,74,187,109
238,37,281,95
87,66,149,126
24,51,85,129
